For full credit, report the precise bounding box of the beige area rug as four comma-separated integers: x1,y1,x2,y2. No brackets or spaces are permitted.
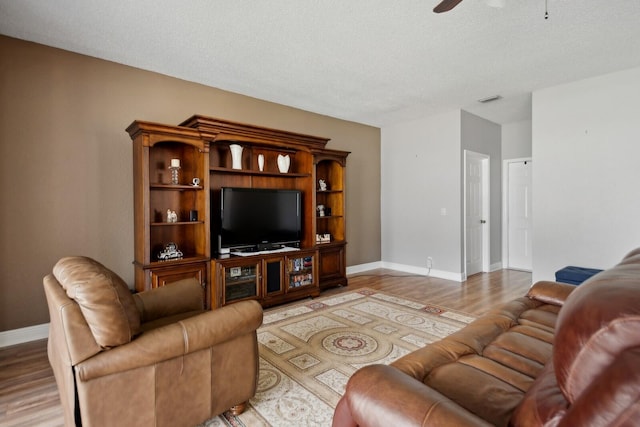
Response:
201,288,475,427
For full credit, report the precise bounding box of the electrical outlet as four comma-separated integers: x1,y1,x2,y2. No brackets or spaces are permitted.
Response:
426,257,433,269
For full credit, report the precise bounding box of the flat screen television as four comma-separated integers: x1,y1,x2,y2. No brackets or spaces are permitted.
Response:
215,187,302,252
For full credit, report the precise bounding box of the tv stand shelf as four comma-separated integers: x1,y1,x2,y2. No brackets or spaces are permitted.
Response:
147,255,210,266
128,115,349,311
151,221,204,226
211,248,319,308
229,246,300,256
150,184,204,190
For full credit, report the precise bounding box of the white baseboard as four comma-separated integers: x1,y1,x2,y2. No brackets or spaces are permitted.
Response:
0,323,49,348
346,261,383,275
1,260,473,347
347,261,464,282
490,262,503,272
381,261,465,282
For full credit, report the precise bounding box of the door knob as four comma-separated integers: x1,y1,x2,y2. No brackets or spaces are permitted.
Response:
480,220,486,224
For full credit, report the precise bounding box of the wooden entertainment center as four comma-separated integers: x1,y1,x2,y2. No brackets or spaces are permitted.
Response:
127,115,349,308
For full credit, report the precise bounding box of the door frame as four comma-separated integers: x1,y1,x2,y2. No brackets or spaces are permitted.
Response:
463,150,490,279
502,157,533,270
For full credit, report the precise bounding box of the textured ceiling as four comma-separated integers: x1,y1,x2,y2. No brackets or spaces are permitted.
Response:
1,0,640,127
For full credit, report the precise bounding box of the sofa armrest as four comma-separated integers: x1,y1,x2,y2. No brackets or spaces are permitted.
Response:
333,364,493,427
133,278,204,322
526,280,575,306
76,299,263,381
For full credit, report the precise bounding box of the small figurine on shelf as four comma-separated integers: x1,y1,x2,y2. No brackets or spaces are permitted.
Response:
317,204,325,217
157,242,183,261
166,209,178,223
318,179,328,191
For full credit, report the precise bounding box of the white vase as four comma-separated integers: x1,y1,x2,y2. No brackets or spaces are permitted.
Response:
258,154,265,171
229,144,243,170
277,154,290,173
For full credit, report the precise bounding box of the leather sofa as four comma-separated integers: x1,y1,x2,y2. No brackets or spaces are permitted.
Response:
333,248,640,427
44,256,263,427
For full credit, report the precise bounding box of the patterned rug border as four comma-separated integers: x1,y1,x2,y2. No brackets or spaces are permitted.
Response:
261,287,476,326
205,287,476,427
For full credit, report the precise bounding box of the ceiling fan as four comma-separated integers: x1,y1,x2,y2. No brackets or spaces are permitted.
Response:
433,0,550,18
433,0,464,13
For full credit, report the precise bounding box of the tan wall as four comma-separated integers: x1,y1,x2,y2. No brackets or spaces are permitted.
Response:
0,36,381,332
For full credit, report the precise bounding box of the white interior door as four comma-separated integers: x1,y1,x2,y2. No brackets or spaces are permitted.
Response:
507,160,532,271
465,151,489,277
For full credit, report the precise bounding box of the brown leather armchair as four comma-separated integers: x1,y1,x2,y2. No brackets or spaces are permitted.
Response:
44,256,263,427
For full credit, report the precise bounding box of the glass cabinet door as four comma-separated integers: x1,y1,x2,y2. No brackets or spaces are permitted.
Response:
286,253,315,290
223,262,260,303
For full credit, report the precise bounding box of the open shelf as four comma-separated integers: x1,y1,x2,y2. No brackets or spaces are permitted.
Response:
210,166,309,178
151,221,204,226
127,120,210,297
150,184,203,190
148,255,210,267
313,154,348,289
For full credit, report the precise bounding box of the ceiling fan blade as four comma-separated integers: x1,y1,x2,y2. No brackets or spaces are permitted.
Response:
433,0,464,13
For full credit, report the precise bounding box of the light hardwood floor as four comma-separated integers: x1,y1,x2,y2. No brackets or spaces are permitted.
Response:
0,268,531,427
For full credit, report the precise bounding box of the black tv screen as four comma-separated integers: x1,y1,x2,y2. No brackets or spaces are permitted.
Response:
217,187,301,251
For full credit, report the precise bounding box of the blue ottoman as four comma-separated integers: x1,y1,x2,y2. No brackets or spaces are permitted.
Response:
555,266,603,286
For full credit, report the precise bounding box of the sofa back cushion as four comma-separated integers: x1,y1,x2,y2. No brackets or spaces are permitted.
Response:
553,251,640,404
53,256,141,348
